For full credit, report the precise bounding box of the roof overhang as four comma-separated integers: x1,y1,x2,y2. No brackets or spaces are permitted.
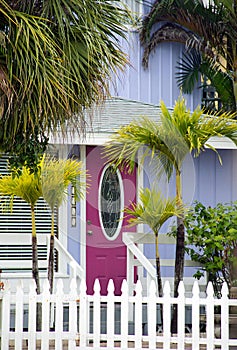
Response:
50,97,237,149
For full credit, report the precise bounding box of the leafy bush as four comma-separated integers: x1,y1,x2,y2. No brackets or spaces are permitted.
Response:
185,201,237,297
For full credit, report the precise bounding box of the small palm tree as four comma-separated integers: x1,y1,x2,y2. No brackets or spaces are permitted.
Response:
125,187,183,297
0,167,42,294
41,157,87,294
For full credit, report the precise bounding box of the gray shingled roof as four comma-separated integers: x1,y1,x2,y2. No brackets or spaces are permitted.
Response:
85,97,166,133
51,97,236,149
84,97,237,149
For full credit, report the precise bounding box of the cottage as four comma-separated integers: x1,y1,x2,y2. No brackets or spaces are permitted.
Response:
0,0,236,298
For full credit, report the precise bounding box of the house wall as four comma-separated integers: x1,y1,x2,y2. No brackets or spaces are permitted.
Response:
143,148,237,278
143,149,237,212
110,31,202,110
66,3,235,282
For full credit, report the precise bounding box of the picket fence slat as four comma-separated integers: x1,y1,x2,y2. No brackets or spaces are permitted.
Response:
177,282,185,349
107,279,115,348
79,279,87,348
120,280,128,350
206,283,215,350
0,278,237,350
93,279,101,348
15,280,24,349
41,279,51,349
191,281,200,350
134,281,142,349
220,283,229,349
68,279,78,350
148,280,156,349
28,280,37,349
55,278,64,350
1,282,10,349
163,281,171,350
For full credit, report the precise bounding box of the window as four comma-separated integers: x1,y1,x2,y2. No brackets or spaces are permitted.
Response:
71,185,77,227
99,165,124,240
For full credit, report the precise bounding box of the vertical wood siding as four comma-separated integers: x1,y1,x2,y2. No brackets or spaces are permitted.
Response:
111,32,202,109
144,149,237,210
143,149,237,277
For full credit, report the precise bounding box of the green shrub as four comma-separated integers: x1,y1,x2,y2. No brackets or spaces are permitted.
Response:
185,201,237,297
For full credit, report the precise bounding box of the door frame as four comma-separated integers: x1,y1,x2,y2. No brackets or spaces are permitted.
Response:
79,144,144,281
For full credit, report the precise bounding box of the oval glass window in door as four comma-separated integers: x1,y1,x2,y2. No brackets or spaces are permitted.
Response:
99,165,124,240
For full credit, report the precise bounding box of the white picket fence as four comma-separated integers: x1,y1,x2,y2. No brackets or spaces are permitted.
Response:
0,278,237,350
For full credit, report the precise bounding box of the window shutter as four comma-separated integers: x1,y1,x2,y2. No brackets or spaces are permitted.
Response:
0,156,58,272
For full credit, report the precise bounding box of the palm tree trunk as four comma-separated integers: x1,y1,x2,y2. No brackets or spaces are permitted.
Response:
31,205,42,331
172,169,185,333
31,205,40,294
234,78,237,110
174,169,185,296
155,233,163,297
48,210,55,294
155,232,163,328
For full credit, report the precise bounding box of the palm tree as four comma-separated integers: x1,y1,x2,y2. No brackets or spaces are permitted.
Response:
0,167,42,294
104,97,237,300
0,1,131,168
41,157,87,294
124,187,183,297
140,0,237,111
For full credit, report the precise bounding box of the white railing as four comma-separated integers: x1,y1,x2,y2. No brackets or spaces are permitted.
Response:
0,278,237,349
123,232,207,295
53,236,85,281
0,234,84,290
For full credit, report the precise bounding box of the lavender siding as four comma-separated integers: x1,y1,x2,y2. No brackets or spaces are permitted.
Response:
111,31,202,109
143,149,237,277
144,149,237,209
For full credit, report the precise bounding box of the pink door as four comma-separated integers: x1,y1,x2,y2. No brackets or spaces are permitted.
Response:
86,146,136,295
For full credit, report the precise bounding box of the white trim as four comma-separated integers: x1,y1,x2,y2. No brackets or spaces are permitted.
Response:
98,164,124,241
57,145,69,275
80,145,87,275
205,136,237,149
137,148,144,281
50,133,113,146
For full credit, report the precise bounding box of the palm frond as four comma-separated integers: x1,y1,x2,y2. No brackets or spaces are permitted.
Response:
0,0,131,152
41,157,87,210
142,23,192,68
124,187,183,233
199,58,235,111
176,49,202,93
0,167,42,206
103,116,175,179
